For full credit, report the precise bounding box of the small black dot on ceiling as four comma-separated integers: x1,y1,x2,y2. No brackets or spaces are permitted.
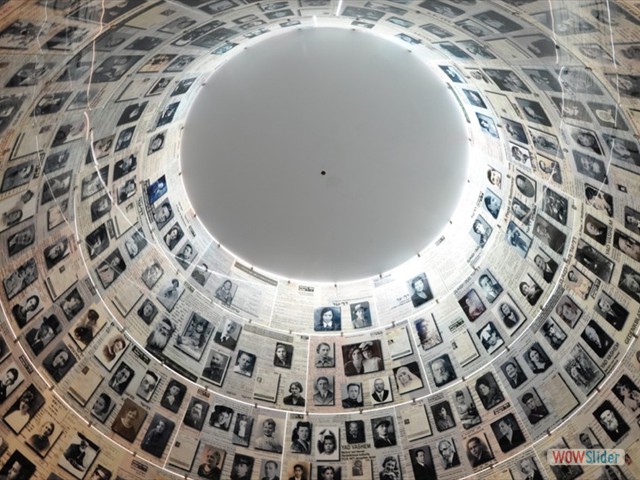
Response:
321,170,326,175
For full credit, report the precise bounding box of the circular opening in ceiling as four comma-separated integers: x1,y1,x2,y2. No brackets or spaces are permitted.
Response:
182,28,470,282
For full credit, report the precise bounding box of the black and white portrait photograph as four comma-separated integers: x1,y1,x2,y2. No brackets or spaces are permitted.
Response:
577,240,616,282
520,389,549,425
313,376,335,406
11,293,42,329
124,228,146,260
581,320,614,358
253,415,284,454
232,413,253,447
491,413,526,453
160,379,186,414
183,396,208,431
214,279,237,307
27,414,62,458
429,354,457,387
209,405,234,431
195,444,226,480
533,214,567,254
414,316,443,351
459,289,486,321
85,224,109,260
80,168,107,200
42,343,76,383
593,400,629,443
408,273,434,308
141,262,163,290
542,187,568,226
233,350,256,378
95,249,126,290
453,387,482,430
500,358,527,389
476,112,498,137
214,318,241,350
90,194,111,222
475,372,504,410
483,189,502,219
273,342,293,369
3,385,44,434
541,317,567,351
371,416,397,449
135,370,159,402
465,435,494,468
370,377,393,405
140,414,175,458
614,229,640,263
463,88,486,108
619,264,640,302
137,299,158,325
314,306,341,331
519,274,543,306
58,432,99,479
506,221,532,257
611,374,640,413
25,313,61,356
493,296,525,331
95,330,129,371
477,269,503,304
116,178,137,204
594,290,628,331
350,301,372,329
565,265,593,300
393,362,424,395
431,400,456,432
111,398,147,443
513,456,544,480
0,362,23,405
477,321,504,354
341,382,363,409
1,161,35,193
516,98,552,127
6,223,35,257
156,278,185,312
573,150,608,184
175,312,214,360
201,349,230,387
108,362,134,395
0,450,35,480
439,64,465,83
90,393,115,423
524,342,552,374
436,438,460,469
342,340,383,376
315,341,335,367
176,242,196,270
563,344,605,395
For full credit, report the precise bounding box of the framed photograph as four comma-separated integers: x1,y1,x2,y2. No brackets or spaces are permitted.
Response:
555,295,583,328
342,340,383,376
175,312,214,361
108,362,135,396
90,393,115,423
477,269,503,303
565,265,593,300
452,388,481,430
520,388,549,425
94,331,129,371
42,342,76,383
141,262,163,290
593,400,629,444
0,450,35,479
575,240,614,282
477,321,504,354
313,306,341,331
350,301,372,329
58,433,100,479
201,349,230,387
524,342,552,374
95,249,126,289
233,350,256,378
156,278,185,312
459,289,486,321
493,295,525,332
11,293,43,329
581,320,614,358
594,290,628,331
136,370,159,402
183,397,209,431
140,414,175,458
393,362,424,395
500,358,527,389
24,313,61,356
408,273,433,308
213,318,241,350
232,413,254,447
431,400,456,432
414,316,442,351
475,372,504,410
490,414,526,452
160,379,187,414
111,398,147,443
4,384,45,434
429,354,456,387
136,298,158,325
541,317,567,351
505,221,532,257
0,361,24,404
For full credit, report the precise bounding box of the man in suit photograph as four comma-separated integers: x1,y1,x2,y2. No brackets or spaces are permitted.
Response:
494,415,526,452
214,319,239,350
371,378,390,404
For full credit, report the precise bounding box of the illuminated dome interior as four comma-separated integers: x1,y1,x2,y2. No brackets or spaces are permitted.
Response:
0,1,638,479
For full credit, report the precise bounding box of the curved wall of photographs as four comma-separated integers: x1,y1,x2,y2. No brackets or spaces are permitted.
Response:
0,1,638,479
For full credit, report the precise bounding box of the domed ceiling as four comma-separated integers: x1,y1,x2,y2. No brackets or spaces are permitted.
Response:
0,0,638,479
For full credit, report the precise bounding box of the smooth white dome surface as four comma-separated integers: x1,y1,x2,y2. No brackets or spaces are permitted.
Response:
182,28,469,281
